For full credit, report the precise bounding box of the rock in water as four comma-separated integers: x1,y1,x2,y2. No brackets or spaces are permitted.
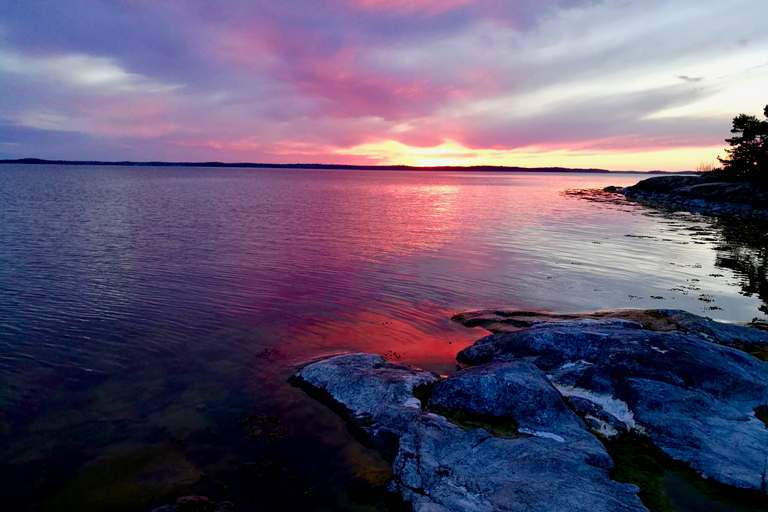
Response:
291,353,647,511
457,312,768,493
290,309,768,509
428,362,612,469
392,413,645,512
620,174,768,219
288,353,440,457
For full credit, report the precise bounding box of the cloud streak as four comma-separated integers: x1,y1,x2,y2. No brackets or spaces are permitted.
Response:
0,0,765,169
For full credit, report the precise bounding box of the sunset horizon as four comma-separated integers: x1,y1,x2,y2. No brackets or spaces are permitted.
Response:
1,1,764,172
3,3,768,508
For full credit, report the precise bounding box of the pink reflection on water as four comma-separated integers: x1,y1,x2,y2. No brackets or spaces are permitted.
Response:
279,308,481,375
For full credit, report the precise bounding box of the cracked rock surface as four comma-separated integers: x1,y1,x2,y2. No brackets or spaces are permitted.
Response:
393,413,645,512
457,310,768,493
290,353,647,511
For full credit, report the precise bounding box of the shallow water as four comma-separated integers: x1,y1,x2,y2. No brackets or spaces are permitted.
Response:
0,165,766,511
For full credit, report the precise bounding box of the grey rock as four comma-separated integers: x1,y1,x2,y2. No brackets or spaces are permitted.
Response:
622,378,768,491
621,174,768,219
451,309,642,334
457,318,644,369
429,362,612,469
291,309,768,508
458,312,768,492
390,413,647,512
289,353,440,456
657,309,768,347
292,354,648,511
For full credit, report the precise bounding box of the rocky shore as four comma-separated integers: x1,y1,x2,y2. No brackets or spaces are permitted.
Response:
290,309,768,512
620,174,768,218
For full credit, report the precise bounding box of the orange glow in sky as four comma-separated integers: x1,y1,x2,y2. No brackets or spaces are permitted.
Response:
335,139,726,171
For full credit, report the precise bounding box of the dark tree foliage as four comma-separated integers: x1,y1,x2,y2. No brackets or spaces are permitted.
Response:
717,105,768,184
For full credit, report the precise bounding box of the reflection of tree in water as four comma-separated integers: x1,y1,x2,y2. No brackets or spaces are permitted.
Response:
712,217,768,317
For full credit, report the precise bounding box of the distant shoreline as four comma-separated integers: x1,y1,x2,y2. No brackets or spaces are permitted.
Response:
0,158,693,174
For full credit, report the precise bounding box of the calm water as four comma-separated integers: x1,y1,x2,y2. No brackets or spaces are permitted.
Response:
1,165,766,511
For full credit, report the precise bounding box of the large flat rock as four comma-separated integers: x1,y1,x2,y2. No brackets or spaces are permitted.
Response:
457,312,768,493
291,353,647,511
428,361,612,470
392,413,646,512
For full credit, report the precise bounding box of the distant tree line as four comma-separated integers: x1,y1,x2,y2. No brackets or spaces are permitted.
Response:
0,158,613,174
716,104,768,185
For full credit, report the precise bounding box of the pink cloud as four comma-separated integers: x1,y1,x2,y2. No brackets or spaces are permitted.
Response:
287,67,465,120
344,0,474,15
213,24,486,121
17,95,189,139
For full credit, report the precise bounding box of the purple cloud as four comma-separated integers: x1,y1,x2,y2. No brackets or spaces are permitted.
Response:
0,0,765,168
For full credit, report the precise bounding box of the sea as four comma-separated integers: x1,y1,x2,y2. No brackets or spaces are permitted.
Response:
1,164,766,511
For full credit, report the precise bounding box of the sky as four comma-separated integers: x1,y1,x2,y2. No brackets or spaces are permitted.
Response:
0,0,765,170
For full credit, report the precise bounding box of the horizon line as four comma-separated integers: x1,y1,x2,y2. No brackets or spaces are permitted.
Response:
0,158,695,174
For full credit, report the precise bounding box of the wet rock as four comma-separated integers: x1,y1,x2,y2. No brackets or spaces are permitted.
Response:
390,413,646,512
429,362,612,469
292,354,647,511
288,353,440,456
458,311,768,493
621,174,768,219
451,309,588,333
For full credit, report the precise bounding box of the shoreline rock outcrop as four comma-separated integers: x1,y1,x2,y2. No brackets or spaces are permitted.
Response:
288,353,440,458
620,174,768,219
290,309,768,511
291,353,647,512
455,311,768,493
